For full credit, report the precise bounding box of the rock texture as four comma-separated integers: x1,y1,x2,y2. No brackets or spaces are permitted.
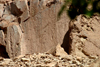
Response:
0,52,99,67
0,44,99,67
69,15,100,58
0,30,5,45
6,24,22,58
0,0,100,67
0,0,70,58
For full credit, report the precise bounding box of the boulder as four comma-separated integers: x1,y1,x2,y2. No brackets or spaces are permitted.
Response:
20,0,70,55
6,24,22,58
69,15,100,57
0,0,70,58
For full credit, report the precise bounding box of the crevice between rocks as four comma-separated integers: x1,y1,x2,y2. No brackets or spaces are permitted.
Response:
61,29,72,54
0,45,9,58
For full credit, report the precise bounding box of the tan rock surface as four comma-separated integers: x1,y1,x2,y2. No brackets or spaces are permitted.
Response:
6,24,22,58
20,0,70,55
56,44,68,57
0,3,3,18
0,0,100,67
69,15,100,57
0,0,70,58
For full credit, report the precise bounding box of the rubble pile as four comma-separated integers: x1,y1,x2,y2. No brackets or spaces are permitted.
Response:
0,53,99,67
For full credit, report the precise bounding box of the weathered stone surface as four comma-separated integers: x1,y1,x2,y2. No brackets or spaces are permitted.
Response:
56,44,68,57
0,0,70,58
10,0,30,22
0,20,9,29
0,0,100,66
20,0,70,55
6,24,22,58
2,5,17,22
0,30,5,45
0,4,3,18
2,14,16,22
69,15,100,57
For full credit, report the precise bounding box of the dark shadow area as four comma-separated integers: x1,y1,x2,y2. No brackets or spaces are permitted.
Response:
18,17,21,24
46,0,57,8
10,2,23,17
61,30,72,54
28,1,30,6
0,45,9,58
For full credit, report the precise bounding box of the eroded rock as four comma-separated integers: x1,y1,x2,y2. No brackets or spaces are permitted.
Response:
69,15,100,57
0,20,9,29
6,24,22,58
10,0,30,22
0,30,5,45
56,44,68,57
0,4,3,18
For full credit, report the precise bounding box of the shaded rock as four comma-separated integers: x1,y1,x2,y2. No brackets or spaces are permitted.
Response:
10,0,30,22
0,45,9,58
2,5,17,22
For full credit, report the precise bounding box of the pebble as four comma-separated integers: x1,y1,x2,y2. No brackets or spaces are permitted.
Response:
0,53,98,67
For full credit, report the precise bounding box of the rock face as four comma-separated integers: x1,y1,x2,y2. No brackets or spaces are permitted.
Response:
0,0,70,58
0,0,100,67
69,15,100,57
6,23,22,58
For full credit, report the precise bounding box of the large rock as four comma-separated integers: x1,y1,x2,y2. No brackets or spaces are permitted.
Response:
2,4,17,22
6,23,22,58
0,0,70,58
69,15,100,57
20,0,70,55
